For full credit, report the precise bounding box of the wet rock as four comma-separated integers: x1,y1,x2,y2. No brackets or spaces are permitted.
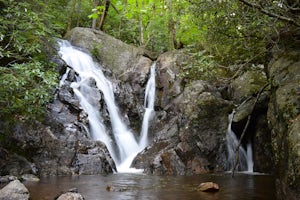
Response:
56,192,84,200
20,174,40,182
106,185,128,192
57,84,80,110
196,182,220,192
0,176,17,184
0,180,29,200
72,141,116,175
7,120,116,176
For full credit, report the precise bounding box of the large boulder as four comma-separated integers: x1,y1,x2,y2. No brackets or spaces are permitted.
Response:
7,121,116,176
132,80,233,175
64,27,154,77
0,180,29,200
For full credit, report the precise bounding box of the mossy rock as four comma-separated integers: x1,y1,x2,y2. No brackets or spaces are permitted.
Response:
231,69,267,101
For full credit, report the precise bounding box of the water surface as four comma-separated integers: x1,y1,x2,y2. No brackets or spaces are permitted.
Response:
25,173,275,200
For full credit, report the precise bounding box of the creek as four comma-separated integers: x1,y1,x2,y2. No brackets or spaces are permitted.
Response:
25,173,275,200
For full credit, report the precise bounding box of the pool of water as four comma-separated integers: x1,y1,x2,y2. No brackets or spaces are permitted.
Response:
23,172,276,200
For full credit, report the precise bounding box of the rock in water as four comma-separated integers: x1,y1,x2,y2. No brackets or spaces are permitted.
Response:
56,192,84,200
21,174,40,182
0,180,29,200
196,182,220,192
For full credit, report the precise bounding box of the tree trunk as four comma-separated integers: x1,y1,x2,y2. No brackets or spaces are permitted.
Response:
76,0,81,27
136,0,145,46
66,0,76,32
92,0,100,29
167,0,176,49
98,0,110,30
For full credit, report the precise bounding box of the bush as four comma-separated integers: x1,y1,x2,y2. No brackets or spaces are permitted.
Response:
0,62,58,121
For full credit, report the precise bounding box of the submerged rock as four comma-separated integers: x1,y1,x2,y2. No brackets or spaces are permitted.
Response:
0,180,29,200
20,174,40,182
56,192,84,200
196,182,220,192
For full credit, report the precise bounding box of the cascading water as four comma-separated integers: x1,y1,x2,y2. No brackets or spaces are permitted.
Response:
139,63,156,148
58,40,156,173
226,111,254,172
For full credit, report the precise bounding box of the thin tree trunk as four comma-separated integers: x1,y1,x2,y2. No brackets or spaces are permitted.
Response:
66,0,76,32
92,0,100,29
136,0,145,46
98,0,110,30
167,0,176,49
76,0,81,27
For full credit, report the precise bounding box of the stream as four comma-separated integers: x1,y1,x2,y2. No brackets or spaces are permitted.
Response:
25,173,275,200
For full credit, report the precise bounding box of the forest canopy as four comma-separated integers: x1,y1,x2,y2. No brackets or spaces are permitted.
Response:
0,0,299,122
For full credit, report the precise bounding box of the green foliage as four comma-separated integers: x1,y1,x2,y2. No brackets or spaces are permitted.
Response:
180,49,223,82
188,0,290,65
0,0,61,122
0,62,58,121
0,0,47,64
88,5,106,19
104,0,195,52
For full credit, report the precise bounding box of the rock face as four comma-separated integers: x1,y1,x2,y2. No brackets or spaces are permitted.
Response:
5,119,116,176
0,180,29,200
132,53,233,174
267,48,300,199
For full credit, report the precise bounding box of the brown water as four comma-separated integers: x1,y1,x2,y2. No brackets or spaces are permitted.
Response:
22,172,276,200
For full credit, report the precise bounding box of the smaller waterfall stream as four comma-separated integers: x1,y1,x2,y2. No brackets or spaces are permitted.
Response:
139,63,156,148
58,40,156,173
226,111,254,172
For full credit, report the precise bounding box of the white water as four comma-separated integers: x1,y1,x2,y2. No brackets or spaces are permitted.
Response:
139,63,156,148
58,40,156,173
226,111,254,172
246,143,254,172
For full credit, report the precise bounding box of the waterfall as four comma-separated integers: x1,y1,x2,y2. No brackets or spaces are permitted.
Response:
139,63,156,148
226,111,254,172
58,40,155,173
246,143,254,172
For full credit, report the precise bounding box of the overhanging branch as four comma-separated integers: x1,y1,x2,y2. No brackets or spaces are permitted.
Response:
238,0,300,27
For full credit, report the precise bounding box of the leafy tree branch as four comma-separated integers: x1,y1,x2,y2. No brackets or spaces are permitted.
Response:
238,0,300,27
